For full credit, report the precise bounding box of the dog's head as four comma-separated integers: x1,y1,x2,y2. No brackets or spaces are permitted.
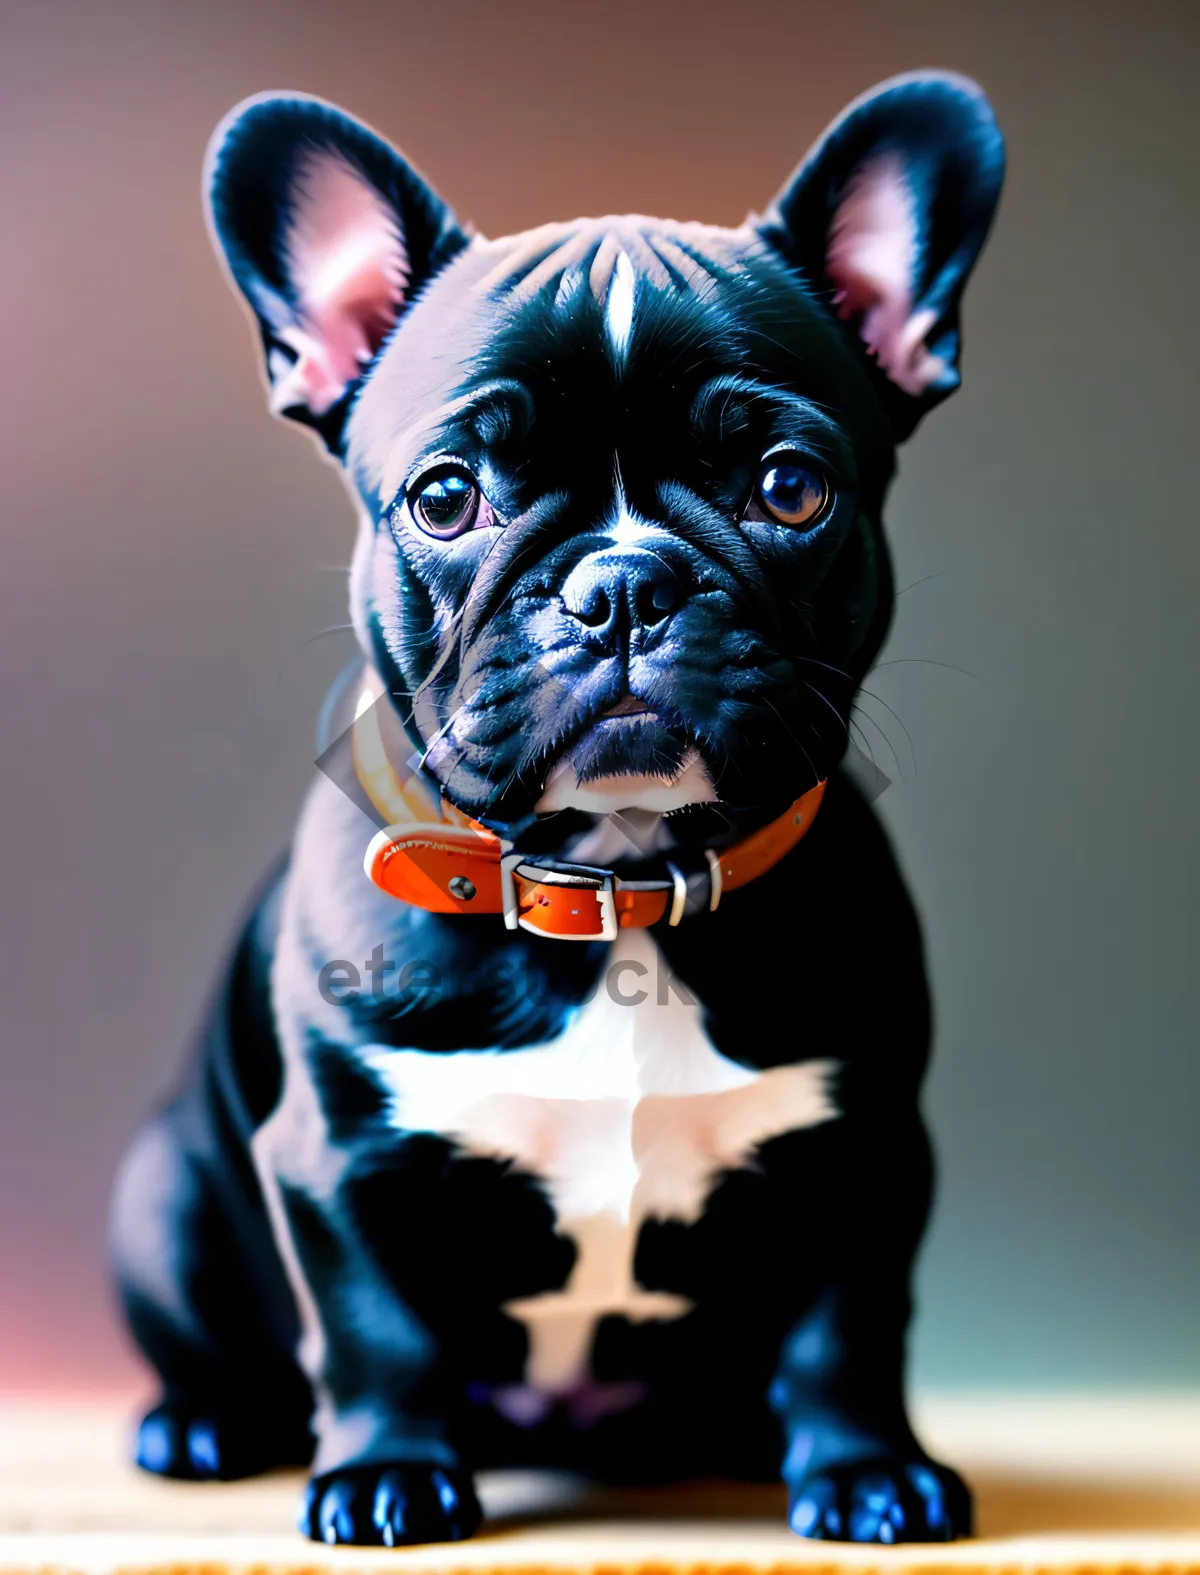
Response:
206,76,1002,843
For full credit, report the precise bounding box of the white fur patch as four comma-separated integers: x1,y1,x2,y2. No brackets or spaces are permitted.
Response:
607,499,658,546
535,750,717,814
364,929,838,1398
604,249,636,359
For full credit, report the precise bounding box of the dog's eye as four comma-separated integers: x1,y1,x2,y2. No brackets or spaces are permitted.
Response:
746,457,830,529
407,467,493,539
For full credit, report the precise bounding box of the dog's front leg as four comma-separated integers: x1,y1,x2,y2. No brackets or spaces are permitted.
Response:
771,1110,971,1543
253,1079,482,1548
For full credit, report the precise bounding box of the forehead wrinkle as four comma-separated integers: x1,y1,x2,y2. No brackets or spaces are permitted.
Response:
757,392,854,473
645,233,722,297
474,222,579,298
508,229,600,307
618,231,673,291
691,374,848,453
443,376,536,449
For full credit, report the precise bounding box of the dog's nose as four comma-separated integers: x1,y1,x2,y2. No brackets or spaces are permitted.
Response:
561,549,684,645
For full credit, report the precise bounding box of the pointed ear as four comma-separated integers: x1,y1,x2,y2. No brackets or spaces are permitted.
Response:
204,93,469,451
758,72,1004,438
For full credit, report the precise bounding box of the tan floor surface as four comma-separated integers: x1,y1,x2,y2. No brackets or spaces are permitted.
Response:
3,1399,1200,1575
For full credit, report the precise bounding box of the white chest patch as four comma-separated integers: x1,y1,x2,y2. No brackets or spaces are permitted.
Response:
363,929,838,1410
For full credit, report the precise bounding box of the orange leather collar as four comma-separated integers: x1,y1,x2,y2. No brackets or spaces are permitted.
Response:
363,780,827,941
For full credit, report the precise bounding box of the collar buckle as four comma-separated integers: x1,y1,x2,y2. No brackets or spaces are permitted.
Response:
500,856,619,942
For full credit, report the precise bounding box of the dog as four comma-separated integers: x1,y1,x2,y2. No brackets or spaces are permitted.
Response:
110,73,1003,1547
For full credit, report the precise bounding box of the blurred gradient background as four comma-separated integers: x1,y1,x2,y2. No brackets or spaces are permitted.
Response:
0,0,1197,1400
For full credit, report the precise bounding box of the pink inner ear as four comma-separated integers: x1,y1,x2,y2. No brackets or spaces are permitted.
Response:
274,148,410,416
826,153,944,397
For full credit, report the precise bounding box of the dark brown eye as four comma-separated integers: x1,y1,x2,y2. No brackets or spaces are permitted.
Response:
408,467,490,539
747,457,830,529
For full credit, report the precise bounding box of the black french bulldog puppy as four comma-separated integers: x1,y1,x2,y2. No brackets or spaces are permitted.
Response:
110,74,1003,1547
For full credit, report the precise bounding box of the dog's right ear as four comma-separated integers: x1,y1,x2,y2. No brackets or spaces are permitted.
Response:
757,73,1003,441
205,93,469,452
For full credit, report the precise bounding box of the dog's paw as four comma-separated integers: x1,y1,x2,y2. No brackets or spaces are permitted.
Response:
300,1462,482,1546
788,1457,972,1543
134,1402,313,1481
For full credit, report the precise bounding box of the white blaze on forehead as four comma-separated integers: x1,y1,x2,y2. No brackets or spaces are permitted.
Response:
604,248,636,359
602,479,669,546
363,929,838,1393
608,500,657,544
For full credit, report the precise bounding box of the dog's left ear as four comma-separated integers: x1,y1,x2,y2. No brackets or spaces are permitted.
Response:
205,93,469,451
758,72,1004,438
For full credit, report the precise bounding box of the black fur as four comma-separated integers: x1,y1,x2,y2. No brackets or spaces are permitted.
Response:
111,74,1003,1546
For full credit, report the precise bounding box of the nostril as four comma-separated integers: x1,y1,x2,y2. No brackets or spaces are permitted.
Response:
571,585,612,629
638,574,681,624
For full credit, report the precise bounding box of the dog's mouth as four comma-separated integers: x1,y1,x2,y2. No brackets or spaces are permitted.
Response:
594,693,659,724
534,693,717,815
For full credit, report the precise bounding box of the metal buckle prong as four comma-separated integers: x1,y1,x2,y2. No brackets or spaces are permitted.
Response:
499,852,522,930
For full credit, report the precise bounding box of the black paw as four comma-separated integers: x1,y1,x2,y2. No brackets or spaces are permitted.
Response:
134,1401,313,1481
300,1462,482,1546
788,1457,972,1543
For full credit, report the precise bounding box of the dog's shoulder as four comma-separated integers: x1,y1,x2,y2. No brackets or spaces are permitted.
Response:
271,770,607,1066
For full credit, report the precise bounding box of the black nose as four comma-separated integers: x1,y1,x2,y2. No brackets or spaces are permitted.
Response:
561,549,684,646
